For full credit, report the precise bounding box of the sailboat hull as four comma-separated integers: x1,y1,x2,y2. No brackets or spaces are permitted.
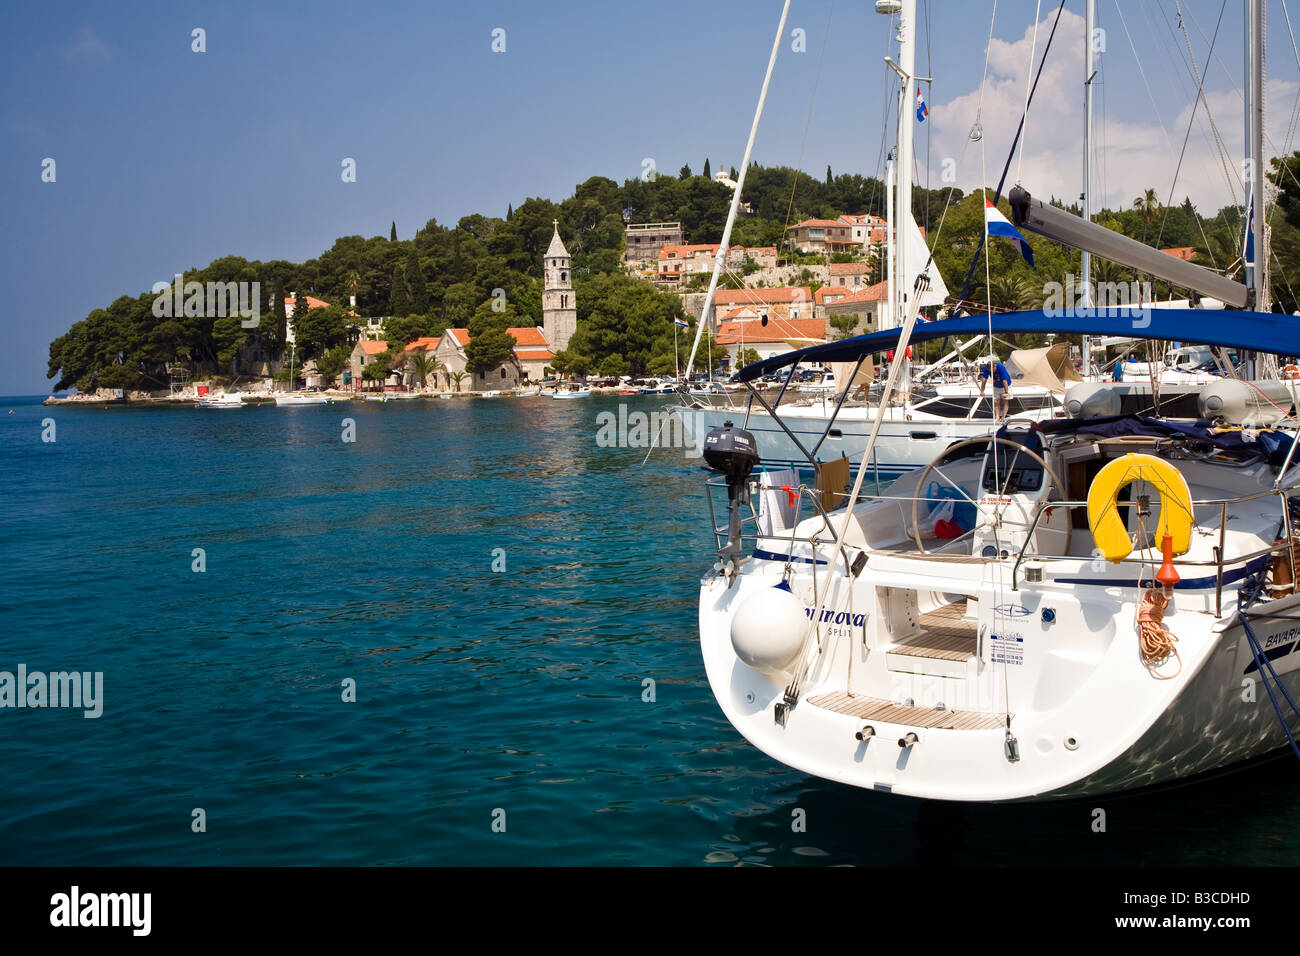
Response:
699,562,1300,801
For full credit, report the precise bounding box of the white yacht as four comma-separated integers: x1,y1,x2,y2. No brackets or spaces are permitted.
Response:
697,309,1300,800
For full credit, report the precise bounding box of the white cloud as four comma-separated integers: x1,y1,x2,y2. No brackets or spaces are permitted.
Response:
925,9,1297,217
62,26,108,63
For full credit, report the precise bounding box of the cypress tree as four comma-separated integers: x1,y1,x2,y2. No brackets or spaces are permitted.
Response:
730,166,738,180
389,264,412,317
407,247,429,314
703,158,711,179
826,164,833,185
390,221,397,242
506,203,513,221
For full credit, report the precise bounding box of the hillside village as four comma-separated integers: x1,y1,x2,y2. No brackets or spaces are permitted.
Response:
45,158,1284,399
284,210,903,393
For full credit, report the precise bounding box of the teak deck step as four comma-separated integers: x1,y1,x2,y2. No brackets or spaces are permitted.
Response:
889,603,978,661
808,691,1008,731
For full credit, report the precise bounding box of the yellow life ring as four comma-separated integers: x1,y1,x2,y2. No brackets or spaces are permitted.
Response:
1087,453,1194,563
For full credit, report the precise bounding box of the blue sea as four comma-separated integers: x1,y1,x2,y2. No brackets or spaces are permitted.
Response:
0,393,1297,866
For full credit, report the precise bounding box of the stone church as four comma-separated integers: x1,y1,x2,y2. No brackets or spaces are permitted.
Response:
542,220,577,353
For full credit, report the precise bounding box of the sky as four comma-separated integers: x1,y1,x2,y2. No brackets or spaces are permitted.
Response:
3,0,1298,394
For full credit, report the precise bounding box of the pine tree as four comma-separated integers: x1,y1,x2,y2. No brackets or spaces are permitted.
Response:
389,264,412,317
679,163,691,178
390,221,397,242
703,158,711,179
406,247,429,315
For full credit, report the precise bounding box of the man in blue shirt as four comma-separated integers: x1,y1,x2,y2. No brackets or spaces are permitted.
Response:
978,357,1012,419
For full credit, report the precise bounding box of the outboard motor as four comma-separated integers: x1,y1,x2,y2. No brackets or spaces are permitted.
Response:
704,421,760,569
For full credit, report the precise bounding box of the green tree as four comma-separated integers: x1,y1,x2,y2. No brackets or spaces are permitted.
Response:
294,304,349,358
679,163,691,178
361,362,387,390
406,351,441,389
1133,188,1160,241
407,247,429,314
389,264,412,317
599,353,629,376
465,327,517,374
830,314,862,339
316,344,350,384
702,158,711,179
450,370,467,392
390,221,397,242
735,347,761,368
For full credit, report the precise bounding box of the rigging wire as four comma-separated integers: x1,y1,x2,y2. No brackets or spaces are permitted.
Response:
779,0,836,250
1115,1,1221,267
1154,0,1233,249
953,0,1068,314
1014,0,1044,187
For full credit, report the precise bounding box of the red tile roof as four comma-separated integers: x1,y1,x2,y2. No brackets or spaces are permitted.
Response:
283,295,333,311
815,286,853,304
514,349,556,361
788,219,846,229
507,327,549,347
716,317,826,345
1162,247,1196,260
826,282,889,305
659,243,722,259
443,328,471,347
404,336,440,351
360,340,389,355
713,286,813,306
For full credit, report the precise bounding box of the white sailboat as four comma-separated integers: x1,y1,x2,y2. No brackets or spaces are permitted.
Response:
275,341,328,406
196,390,245,408
669,1,1060,480
694,0,1300,801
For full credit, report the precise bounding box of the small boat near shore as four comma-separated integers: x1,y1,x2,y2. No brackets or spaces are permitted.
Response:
275,392,329,406
196,391,245,408
552,386,592,399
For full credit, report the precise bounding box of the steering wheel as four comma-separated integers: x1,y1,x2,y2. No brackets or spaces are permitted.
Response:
909,435,1071,555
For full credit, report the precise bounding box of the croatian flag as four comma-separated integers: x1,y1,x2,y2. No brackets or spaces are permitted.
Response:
674,316,689,328
915,88,928,123
985,200,1035,267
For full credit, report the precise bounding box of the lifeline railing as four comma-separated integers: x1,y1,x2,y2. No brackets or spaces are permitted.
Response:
1008,484,1300,616
708,469,1300,619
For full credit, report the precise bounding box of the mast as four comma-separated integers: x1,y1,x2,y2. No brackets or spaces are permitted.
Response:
1246,0,1268,312
881,0,917,332
885,153,897,329
1081,0,1095,372
681,0,791,383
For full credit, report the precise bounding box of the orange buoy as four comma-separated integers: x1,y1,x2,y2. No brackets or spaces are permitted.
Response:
1155,533,1180,591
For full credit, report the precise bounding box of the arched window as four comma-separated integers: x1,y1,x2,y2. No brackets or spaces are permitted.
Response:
561,272,567,282
500,368,507,379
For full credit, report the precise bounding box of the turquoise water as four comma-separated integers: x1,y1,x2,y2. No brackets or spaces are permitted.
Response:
0,393,1297,866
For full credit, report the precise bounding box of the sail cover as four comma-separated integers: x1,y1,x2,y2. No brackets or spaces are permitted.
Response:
1008,343,1081,394
733,308,1300,382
